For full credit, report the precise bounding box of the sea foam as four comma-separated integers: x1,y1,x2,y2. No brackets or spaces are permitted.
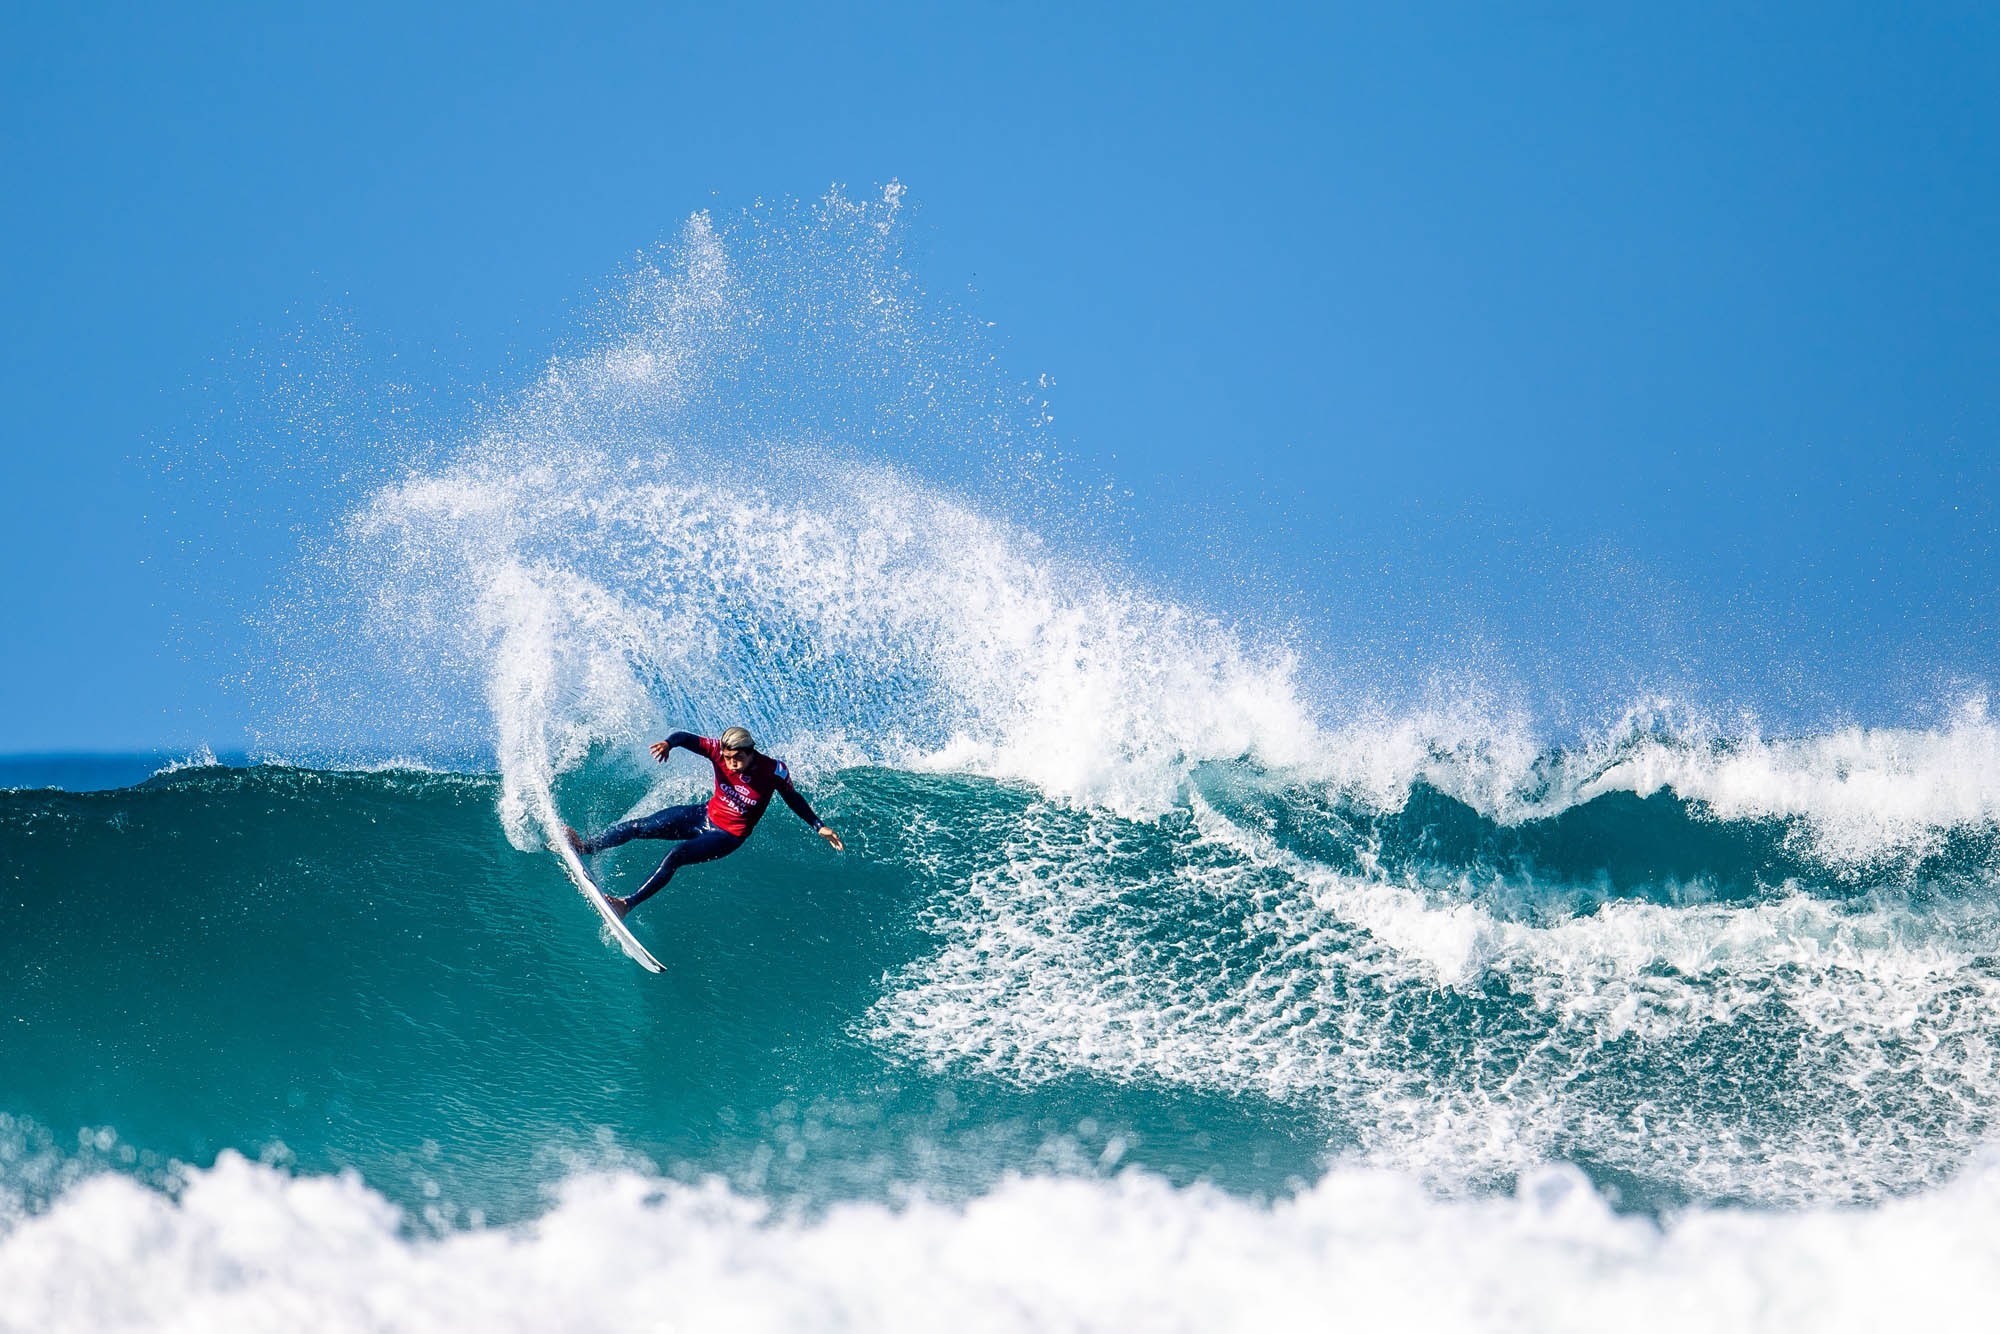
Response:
3,1151,1997,1334
279,189,2000,870
869,781,2000,1205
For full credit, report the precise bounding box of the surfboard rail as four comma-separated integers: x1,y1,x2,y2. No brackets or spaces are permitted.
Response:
535,793,666,974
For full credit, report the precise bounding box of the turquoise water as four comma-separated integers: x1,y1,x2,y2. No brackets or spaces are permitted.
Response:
9,748,2000,1215
2,763,1335,1226
7,744,2000,1328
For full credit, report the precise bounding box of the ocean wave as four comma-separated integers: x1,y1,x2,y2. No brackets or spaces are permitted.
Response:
10,755,2000,1211
3,1150,1997,1334
222,187,1999,881
106,184,2000,1251
869,780,2000,1205
340,394,2000,869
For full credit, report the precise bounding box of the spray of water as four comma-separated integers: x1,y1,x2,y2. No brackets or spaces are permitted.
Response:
270,187,2000,1205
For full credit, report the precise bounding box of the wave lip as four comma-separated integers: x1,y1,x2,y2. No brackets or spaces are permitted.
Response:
1285,698,2000,873
277,188,2000,880
4,1150,1999,1334
1561,699,2000,864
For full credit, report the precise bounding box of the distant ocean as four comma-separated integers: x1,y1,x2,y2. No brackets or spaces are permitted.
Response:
5,191,1995,1330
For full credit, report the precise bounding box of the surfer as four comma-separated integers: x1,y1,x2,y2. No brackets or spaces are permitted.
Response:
564,727,843,918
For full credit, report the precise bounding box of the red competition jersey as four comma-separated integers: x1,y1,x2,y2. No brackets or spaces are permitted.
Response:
682,734,821,838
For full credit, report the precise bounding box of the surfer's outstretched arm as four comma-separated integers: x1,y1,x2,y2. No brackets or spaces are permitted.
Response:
649,731,702,763
775,769,845,852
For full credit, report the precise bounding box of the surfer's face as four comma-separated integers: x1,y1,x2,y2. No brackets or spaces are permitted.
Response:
720,747,754,774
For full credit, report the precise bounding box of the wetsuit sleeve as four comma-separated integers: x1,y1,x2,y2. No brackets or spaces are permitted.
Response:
664,731,712,758
772,762,822,829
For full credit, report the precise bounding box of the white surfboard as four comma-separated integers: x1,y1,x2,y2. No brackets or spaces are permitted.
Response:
536,792,666,974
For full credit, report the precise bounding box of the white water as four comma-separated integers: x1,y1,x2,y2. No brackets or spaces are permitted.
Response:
868,767,2000,1206
290,188,2000,862
345,380,2000,863
4,1150,1997,1334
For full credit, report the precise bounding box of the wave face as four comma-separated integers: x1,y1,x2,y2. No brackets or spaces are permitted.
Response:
10,190,2000,1328
8,747,2000,1211
6,747,2000,1329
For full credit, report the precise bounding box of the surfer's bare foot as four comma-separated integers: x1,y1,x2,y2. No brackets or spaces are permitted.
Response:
603,894,631,920
563,825,588,854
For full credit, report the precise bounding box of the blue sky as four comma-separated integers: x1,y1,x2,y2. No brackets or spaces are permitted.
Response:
3,2,1995,752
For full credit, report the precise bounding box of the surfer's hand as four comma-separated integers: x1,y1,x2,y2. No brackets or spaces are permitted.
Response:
818,826,845,852
650,739,672,762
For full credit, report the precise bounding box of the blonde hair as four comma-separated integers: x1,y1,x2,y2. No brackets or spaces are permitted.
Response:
719,726,756,752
